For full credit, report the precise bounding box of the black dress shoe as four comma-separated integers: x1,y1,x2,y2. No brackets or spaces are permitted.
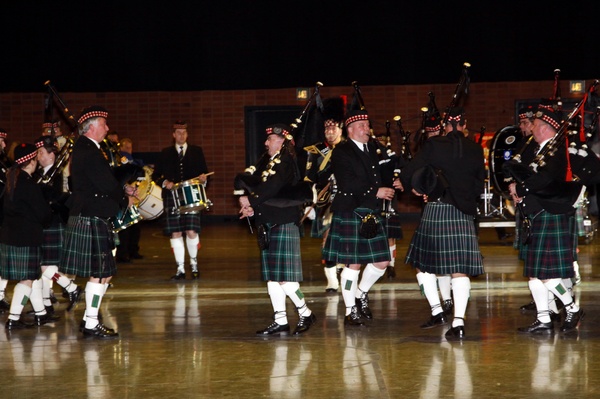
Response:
171,272,186,280
192,271,199,280
560,309,584,333
386,266,396,279
325,288,337,293
420,312,448,329
5,319,33,330
131,253,144,260
344,306,365,326
66,286,83,312
356,293,372,320
445,325,466,340
520,300,536,312
0,298,10,313
81,319,113,333
442,299,454,316
294,313,316,335
256,322,290,336
518,319,554,334
34,313,61,326
83,323,119,339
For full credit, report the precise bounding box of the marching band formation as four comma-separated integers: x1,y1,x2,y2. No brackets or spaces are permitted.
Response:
236,65,600,339
0,65,598,342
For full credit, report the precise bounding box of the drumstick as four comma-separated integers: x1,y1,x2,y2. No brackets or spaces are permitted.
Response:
204,172,215,176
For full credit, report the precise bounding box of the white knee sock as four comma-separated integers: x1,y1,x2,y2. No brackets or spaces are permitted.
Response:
186,235,200,270
8,283,32,321
341,268,360,315
451,277,471,327
267,281,288,325
41,276,52,307
30,279,47,315
547,291,559,314
281,282,311,317
84,282,106,329
437,275,452,301
170,237,185,271
324,267,339,290
529,279,551,323
357,263,385,295
389,244,396,267
42,266,77,293
417,272,443,316
544,278,578,312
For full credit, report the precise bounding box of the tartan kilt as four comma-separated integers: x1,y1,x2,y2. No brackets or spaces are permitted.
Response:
524,211,575,279
322,208,390,265
61,216,117,278
260,223,303,282
163,195,202,236
382,213,403,239
0,244,41,280
41,222,64,265
405,202,484,276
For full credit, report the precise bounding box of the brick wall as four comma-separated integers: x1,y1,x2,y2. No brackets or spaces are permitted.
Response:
0,80,588,216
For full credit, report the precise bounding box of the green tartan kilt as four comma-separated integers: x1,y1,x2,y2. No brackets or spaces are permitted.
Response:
405,202,484,276
524,211,575,279
322,208,390,265
382,213,403,239
41,221,64,265
163,196,202,236
260,223,303,282
0,244,41,280
61,216,117,278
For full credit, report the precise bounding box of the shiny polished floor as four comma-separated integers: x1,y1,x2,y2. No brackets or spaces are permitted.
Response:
1,216,599,399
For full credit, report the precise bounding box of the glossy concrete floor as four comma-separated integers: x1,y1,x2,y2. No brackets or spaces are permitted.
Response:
1,216,599,399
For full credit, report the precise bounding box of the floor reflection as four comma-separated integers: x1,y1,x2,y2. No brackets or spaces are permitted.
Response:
0,221,597,398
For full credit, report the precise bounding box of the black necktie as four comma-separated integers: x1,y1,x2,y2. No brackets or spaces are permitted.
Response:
363,143,368,153
179,146,184,181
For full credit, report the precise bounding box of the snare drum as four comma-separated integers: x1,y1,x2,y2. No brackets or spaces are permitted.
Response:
134,166,164,220
112,205,142,233
172,178,212,214
138,182,164,220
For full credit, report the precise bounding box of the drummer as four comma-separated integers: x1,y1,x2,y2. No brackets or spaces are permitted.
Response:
152,121,210,280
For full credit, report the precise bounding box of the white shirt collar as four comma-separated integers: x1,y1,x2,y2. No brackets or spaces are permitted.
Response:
350,138,367,151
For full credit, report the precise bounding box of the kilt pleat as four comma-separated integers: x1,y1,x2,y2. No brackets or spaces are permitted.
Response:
61,216,117,278
0,244,40,280
322,208,390,265
524,211,575,279
41,222,64,265
405,202,484,276
260,223,303,282
163,196,202,236
382,213,403,239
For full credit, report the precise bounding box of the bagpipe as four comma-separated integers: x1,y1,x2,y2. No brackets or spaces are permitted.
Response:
409,62,472,197
232,82,323,207
39,81,78,187
503,79,600,197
